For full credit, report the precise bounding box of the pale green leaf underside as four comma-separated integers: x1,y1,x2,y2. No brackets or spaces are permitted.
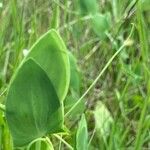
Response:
94,101,113,142
26,29,70,101
6,59,64,147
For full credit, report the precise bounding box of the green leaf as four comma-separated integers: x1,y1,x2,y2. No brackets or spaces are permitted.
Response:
91,13,110,39
76,114,88,150
26,29,70,101
78,0,111,39
94,101,113,143
6,59,64,147
78,0,98,15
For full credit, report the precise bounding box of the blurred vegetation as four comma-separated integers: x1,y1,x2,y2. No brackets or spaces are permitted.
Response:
0,0,150,149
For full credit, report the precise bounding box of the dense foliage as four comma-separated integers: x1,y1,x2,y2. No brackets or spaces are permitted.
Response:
0,0,150,149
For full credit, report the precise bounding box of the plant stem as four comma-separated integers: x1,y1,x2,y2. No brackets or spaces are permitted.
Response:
53,134,74,150
65,24,135,118
45,137,54,150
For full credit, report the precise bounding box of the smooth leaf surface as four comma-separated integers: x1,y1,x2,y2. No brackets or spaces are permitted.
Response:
76,114,88,150
6,59,63,147
26,29,70,101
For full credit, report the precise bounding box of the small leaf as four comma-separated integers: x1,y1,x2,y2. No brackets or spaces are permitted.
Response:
94,101,113,143
26,29,70,101
76,114,88,150
64,52,85,116
91,13,110,39
78,0,98,15
6,59,64,147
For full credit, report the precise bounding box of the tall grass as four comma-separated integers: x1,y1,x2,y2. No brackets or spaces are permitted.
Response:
0,0,150,149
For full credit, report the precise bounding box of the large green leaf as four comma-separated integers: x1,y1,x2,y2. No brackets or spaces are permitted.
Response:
26,29,70,101
6,59,64,147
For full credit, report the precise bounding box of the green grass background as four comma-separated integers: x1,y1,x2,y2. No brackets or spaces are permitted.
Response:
0,0,150,149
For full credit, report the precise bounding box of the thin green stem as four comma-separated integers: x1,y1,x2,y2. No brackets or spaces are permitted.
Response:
53,134,74,150
0,88,7,97
58,15,92,31
65,25,135,118
45,137,54,150
51,0,60,29
26,138,45,150
88,127,96,147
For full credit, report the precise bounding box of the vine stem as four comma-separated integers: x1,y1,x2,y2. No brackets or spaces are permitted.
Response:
45,136,54,150
65,24,135,118
26,138,45,150
53,134,74,150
